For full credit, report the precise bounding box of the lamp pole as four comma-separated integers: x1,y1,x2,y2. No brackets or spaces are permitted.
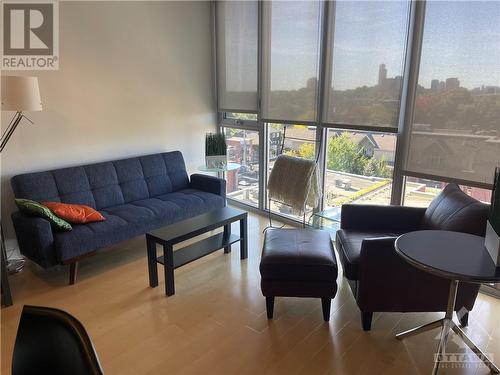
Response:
1,76,43,305
1,111,33,152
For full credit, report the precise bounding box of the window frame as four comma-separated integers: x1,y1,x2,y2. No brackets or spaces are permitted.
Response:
321,1,412,133
214,0,496,228
398,1,497,193
260,0,325,124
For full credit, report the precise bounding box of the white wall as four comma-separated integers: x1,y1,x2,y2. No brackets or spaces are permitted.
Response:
1,1,216,251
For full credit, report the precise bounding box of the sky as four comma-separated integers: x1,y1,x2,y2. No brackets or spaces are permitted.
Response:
331,1,409,90
418,1,500,90
242,1,500,92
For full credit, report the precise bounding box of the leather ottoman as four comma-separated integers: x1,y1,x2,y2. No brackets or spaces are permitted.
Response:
259,228,338,321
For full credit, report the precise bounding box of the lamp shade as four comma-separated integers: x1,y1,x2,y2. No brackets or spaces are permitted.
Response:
1,76,42,111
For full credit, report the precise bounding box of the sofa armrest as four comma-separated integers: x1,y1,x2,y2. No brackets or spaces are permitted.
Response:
190,174,226,200
11,211,57,268
356,237,479,312
340,204,426,232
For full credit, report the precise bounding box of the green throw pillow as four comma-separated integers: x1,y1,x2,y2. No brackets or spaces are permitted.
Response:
15,198,72,231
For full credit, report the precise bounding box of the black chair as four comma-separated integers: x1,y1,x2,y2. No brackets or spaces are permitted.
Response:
335,184,489,331
12,305,104,375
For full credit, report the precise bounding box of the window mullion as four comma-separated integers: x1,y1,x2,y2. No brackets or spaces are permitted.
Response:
391,0,426,205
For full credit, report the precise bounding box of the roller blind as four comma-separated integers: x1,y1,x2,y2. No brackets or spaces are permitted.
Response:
404,1,500,185
216,1,258,112
261,1,323,123
322,1,410,129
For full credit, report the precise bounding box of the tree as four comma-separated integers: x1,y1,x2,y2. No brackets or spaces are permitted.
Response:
326,133,367,175
296,142,315,160
326,133,391,178
363,155,391,178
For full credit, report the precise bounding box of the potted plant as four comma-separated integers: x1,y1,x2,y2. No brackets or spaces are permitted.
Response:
205,132,227,169
485,167,500,267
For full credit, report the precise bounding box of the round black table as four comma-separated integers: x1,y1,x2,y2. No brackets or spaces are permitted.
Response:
395,230,500,375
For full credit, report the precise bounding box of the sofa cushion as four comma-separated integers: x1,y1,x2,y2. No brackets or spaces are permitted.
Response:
131,198,183,221
15,199,72,232
157,189,225,218
114,158,150,202
11,171,60,203
140,154,173,196
54,212,136,262
52,167,96,208
42,202,105,224
260,228,337,282
101,203,157,230
336,229,404,280
420,184,489,236
11,151,191,211
163,152,190,191
53,189,225,261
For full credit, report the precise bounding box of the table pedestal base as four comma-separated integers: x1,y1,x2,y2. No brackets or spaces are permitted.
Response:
396,280,499,375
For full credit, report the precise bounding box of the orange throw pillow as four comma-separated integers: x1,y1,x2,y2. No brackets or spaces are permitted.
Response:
42,202,105,224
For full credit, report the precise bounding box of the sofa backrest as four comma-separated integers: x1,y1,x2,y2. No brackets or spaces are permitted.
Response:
420,183,489,236
11,151,190,210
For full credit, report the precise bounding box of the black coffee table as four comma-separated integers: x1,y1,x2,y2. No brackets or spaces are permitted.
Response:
146,207,248,296
395,230,500,374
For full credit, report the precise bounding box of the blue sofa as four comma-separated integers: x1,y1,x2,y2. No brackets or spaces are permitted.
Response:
11,151,226,283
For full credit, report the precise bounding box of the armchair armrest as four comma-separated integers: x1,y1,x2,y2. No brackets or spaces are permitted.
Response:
356,237,479,313
340,204,425,232
11,211,56,268
190,174,226,200
356,236,424,311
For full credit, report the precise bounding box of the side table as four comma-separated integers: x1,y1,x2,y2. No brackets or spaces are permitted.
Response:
395,230,500,374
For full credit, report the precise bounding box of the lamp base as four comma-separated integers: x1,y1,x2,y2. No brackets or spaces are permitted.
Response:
6,258,25,274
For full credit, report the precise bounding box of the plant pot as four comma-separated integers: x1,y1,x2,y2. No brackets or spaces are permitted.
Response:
205,155,227,169
485,220,500,267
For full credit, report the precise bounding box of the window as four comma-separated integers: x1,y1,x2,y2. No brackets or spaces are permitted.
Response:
324,1,410,128
324,129,396,208
261,1,323,122
405,1,500,185
215,1,497,231
223,127,260,207
216,1,258,112
403,177,492,208
267,124,317,220
225,112,258,121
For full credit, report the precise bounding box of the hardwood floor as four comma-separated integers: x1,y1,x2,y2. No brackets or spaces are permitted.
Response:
1,210,500,374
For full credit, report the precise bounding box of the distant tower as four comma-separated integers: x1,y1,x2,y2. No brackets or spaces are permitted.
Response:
431,79,439,91
378,64,387,86
445,77,460,90
306,77,318,90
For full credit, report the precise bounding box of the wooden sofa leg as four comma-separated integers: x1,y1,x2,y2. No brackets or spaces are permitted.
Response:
266,296,275,319
459,311,469,327
362,312,373,331
69,262,78,285
321,297,331,321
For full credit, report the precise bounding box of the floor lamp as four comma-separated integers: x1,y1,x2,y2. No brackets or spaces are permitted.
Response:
1,76,43,278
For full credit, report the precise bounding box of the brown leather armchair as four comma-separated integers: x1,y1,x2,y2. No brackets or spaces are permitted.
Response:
335,184,489,331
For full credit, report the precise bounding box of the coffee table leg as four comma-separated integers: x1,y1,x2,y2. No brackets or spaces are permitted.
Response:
240,216,248,260
163,243,175,296
146,235,158,287
223,223,232,253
